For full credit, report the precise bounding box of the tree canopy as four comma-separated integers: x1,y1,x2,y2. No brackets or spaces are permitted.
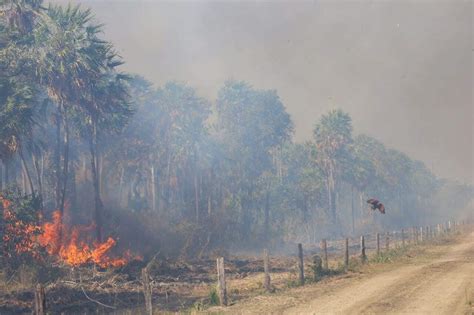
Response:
0,0,471,259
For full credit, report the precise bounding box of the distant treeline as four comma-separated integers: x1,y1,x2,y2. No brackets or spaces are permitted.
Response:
0,0,471,257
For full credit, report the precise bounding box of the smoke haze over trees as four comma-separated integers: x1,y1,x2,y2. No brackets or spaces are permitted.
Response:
51,0,473,185
1,0,472,259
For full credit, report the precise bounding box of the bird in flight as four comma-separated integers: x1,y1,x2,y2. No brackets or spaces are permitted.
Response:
367,198,385,214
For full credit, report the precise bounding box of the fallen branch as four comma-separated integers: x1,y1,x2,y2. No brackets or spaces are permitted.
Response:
145,250,161,271
6,270,17,285
80,286,116,310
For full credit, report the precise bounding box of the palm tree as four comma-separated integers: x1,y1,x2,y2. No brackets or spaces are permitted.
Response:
82,67,132,242
31,4,106,217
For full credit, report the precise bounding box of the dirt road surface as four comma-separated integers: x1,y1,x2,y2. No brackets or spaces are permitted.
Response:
216,230,473,314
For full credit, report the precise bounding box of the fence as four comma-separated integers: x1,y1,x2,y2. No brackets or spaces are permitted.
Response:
209,219,467,307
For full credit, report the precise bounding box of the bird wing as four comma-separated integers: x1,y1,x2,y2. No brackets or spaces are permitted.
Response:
367,198,377,205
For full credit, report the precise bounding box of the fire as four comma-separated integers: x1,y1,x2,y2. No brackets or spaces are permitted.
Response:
38,211,138,268
1,193,139,268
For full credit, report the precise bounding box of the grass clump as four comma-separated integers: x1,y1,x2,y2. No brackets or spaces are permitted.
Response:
370,246,408,264
192,299,206,311
208,286,220,306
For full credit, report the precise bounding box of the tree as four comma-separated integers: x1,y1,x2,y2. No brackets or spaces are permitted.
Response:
80,69,132,242
0,77,37,194
216,80,293,241
29,4,104,216
0,0,44,193
313,109,353,225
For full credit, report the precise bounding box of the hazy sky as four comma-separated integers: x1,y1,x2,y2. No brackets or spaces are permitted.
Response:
52,0,473,184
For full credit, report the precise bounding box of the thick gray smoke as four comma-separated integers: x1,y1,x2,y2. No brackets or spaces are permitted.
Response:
51,0,473,184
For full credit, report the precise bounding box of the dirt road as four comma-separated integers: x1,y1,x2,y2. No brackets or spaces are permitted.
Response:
218,231,473,314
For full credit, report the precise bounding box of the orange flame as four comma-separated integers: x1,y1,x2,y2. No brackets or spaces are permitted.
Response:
38,211,138,268
1,194,140,268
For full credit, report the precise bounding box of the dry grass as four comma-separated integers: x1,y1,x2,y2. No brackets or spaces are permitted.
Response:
0,229,468,314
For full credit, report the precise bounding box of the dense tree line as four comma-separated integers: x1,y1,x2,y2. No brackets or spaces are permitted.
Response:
1,0,471,257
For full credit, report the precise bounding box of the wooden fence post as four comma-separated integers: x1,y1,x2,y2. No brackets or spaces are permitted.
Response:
419,227,423,242
401,229,405,247
385,232,390,251
344,238,349,272
263,249,271,292
297,243,305,285
412,227,416,244
437,223,441,236
141,268,153,315
216,257,227,306
321,239,328,270
34,284,45,315
376,233,380,255
360,236,367,263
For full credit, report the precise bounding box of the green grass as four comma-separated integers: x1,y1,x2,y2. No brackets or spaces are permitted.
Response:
208,286,220,306
370,245,410,264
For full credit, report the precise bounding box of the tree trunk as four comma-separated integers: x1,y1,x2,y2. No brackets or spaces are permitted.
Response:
351,185,355,234
194,169,199,222
207,190,212,218
70,167,77,211
89,120,103,242
119,166,124,207
264,191,270,241
302,194,308,222
98,152,104,200
40,154,44,196
158,181,164,214
32,151,44,208
82,157,87,181
59,105,70,215
0,161,3,190
165,150,171,207
326,162,337,225
4,159,9,186
19,148,35,197
151,164,156,212
21,167,26,193
55,111,61,210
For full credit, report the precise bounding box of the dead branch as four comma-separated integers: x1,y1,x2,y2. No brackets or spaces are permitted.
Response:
80,286,116,310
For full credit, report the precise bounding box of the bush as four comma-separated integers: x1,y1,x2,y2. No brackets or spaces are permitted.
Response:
0,187,43,269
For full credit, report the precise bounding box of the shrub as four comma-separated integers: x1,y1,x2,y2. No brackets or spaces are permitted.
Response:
0,187,43,269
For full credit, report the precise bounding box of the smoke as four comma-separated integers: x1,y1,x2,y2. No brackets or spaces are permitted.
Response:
49,0,473,184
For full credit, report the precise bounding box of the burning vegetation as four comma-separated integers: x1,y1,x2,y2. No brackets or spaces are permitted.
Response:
1,196,42,260
38,210,139,268
1,194,139,269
